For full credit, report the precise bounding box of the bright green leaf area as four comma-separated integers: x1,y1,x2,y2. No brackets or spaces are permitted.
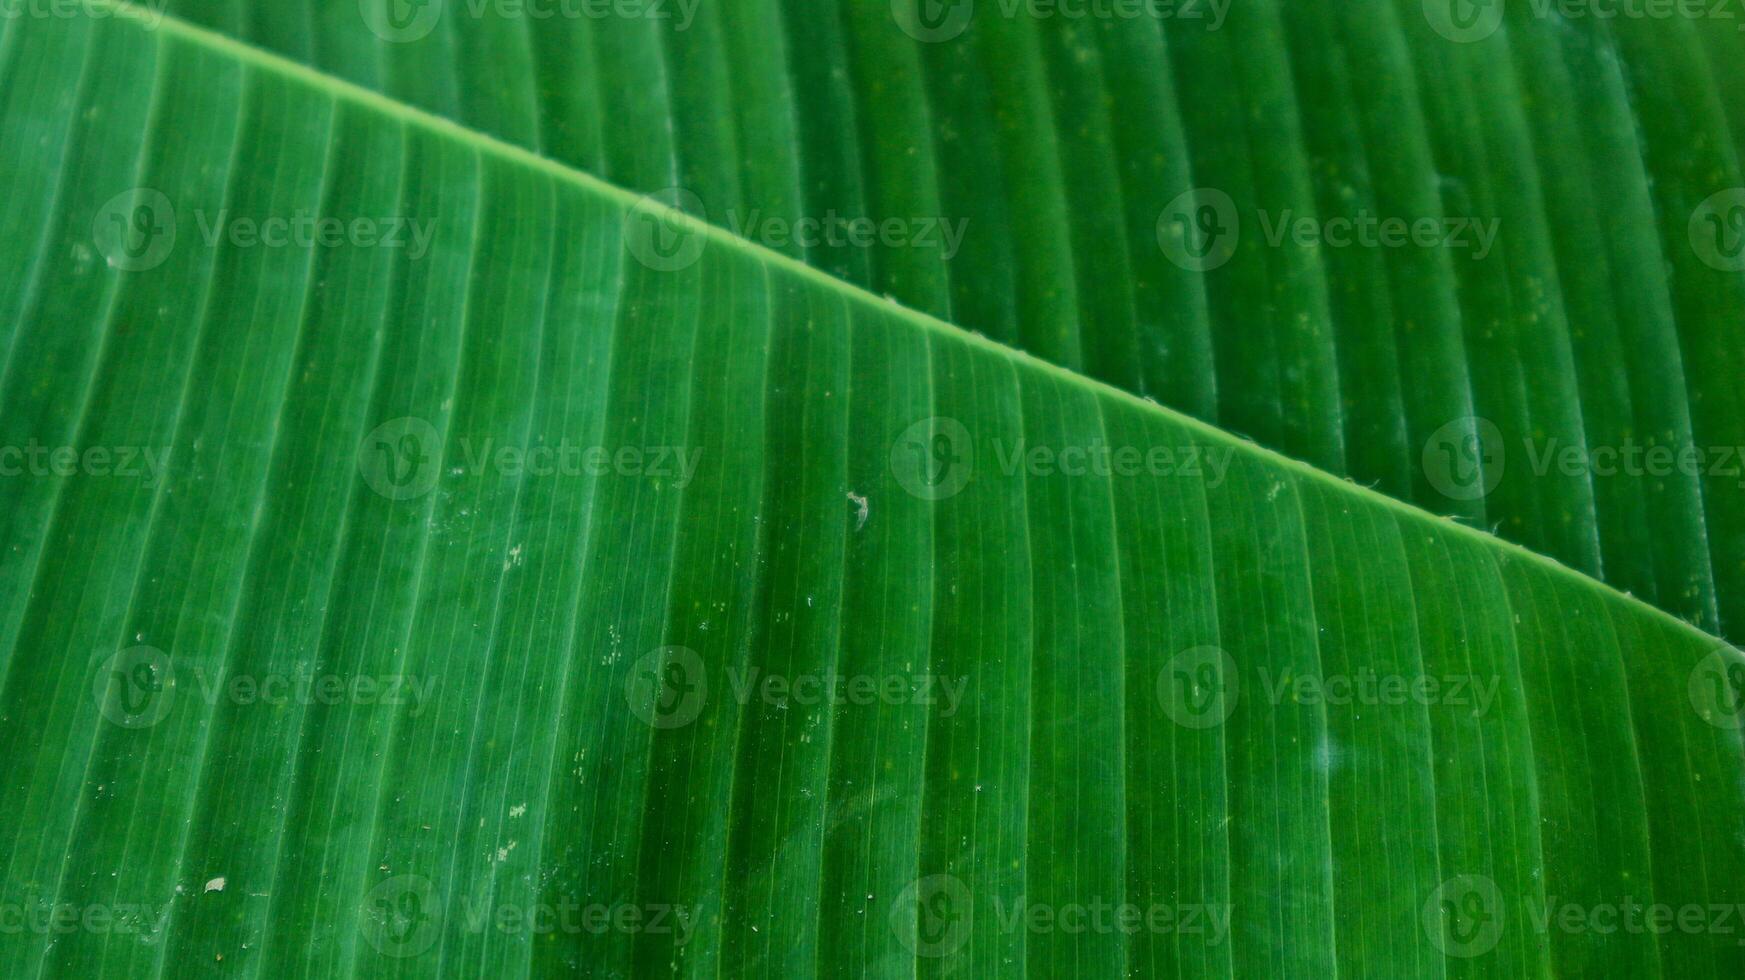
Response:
151,0,1745,643
0,4,1743,979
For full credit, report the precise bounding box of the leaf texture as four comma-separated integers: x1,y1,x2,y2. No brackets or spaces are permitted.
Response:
0,5,1742,978
141,0,1745,642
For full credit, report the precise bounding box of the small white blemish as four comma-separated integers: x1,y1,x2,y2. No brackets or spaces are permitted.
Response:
204,877,226,894
847,492,869,531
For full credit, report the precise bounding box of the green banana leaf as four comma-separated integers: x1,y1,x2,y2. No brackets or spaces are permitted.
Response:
0,2,1742,979
145,0,1745,643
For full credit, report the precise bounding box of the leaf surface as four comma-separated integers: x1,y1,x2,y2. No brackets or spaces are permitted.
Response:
148,0,1745,641
1,6,1744,978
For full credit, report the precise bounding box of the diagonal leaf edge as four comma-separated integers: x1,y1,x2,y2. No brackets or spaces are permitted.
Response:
144,0,1745,646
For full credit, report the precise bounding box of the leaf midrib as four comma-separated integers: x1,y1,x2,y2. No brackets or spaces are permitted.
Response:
89,0,1734,657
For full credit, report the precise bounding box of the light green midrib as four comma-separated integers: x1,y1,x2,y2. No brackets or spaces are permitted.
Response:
85,0,1734,658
